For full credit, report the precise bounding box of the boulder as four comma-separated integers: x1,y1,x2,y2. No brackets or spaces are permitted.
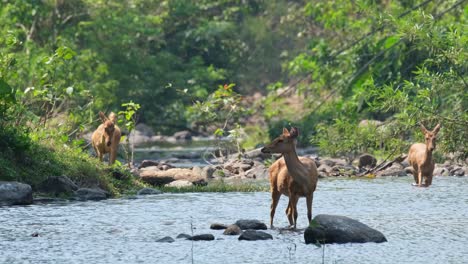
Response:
358,154,377,169
139,160,160,169
188,234,215,241
238,230,273,241
304,214,387,244
36,176,78,196
210,223,228,230
235,219,267,230
173,130,192,141
223,225,242,235
201,166,217,179
450,166,466,176
75,188,108,201
376,164,408,177
317,164,333,174
156,236,175,243
244,164,269,179
224,159,254,174
0,181,33,206
140,168,204,186
331,165,357,177
404,166,414,174
139,160,174,170
433,166,449,176
165,180,193,188
176,233,192,239
137,188,162,195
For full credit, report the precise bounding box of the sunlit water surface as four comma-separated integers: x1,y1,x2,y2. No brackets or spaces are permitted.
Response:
1,177,467,264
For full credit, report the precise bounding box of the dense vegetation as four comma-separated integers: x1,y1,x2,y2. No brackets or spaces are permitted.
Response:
0,0,466,191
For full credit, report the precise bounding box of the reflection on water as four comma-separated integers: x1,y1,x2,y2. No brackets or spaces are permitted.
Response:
1,177,467,264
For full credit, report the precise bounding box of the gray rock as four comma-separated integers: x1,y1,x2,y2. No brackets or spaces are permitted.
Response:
404,166,414,174
235,219,267,230
451,166,466,176
156,236,175,243
433,167,447,176
36,176,78,196
224,159,255,174
238,230,273,241
223,225,241,235
75,188,108,201
137,188,162,195
176,233,192,239
165,180,193,188
304,214,387,244
210,223,228,230
201,166,216,179
358,154,377,169
244,164,269,179
376,165,408,177
173,130,192,141
188,234,215,241
317,164,333,173
0,181,33,206
138,160,160,169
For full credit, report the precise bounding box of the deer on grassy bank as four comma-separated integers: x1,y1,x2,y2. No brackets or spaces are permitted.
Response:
92,111,121,165
408,123,441,187
261,127,318,229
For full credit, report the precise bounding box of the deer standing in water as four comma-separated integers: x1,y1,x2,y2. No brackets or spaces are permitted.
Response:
261,127,318,229
408,124,441,187
92,111,121,165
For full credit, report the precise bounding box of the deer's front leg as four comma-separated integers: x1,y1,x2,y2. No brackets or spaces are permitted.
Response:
418,169,423,187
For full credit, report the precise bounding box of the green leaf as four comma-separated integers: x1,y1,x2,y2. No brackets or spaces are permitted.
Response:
0,78,15,103
384,36,399,49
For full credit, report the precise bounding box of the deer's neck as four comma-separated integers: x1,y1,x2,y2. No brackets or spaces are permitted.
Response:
423,147,433,165
282,149,308,182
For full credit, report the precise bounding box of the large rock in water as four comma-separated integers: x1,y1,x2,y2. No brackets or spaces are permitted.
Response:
0,181,33,206
36,176,78,196
238,230,273,241
304,214,387,244
235,219,267,230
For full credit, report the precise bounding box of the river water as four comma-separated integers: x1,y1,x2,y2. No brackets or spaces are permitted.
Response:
1,176,467,264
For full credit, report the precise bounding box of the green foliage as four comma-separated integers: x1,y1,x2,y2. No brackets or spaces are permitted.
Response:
278,0,467,160
118,101,141,167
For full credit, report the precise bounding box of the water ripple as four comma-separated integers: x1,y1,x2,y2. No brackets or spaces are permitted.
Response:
1,176,467,264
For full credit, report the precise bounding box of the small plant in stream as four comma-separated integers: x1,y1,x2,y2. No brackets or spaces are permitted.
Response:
118,101,140,168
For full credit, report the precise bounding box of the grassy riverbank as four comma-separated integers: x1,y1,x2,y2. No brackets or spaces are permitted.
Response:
157,179,270,193
0,127,145,197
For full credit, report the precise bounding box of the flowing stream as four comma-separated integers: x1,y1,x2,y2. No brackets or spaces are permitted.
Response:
1,176,467,264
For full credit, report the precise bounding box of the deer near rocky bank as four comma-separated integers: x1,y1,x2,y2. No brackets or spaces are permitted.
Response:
261,127,318,229
408,123,441,187
92,111,121,165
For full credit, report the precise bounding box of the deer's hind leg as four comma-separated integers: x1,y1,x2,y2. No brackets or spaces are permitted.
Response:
306,193,314,224
285,201,294,227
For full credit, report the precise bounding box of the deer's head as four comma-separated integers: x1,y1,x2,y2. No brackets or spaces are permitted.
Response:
99,111,116,147
420,123,440,152
261,127,299,154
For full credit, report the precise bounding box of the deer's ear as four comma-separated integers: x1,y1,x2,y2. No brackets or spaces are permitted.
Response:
289,127,299,139
420,124,428,134
99,111,108,123
432,123,441,135
282,128,290,137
